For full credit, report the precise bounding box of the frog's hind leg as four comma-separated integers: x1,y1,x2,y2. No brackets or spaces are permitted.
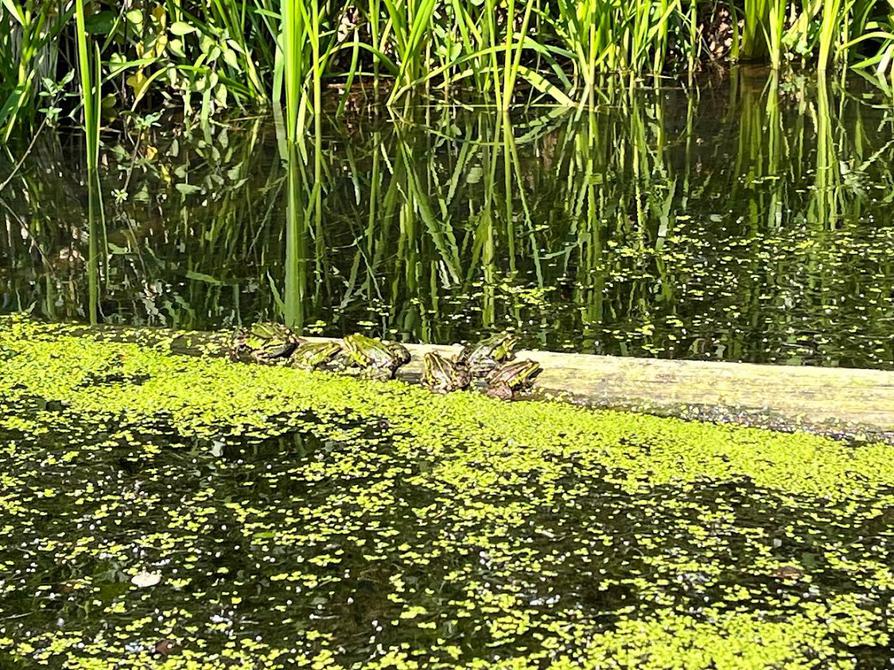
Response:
486,383,514,401
363,367,395,382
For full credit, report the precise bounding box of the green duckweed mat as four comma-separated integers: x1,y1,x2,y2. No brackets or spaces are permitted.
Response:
1,317,893,669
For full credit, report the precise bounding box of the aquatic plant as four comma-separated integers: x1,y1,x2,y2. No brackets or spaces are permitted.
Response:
0,317,892,667
73,0,104,325
5,1,894,135
2,75,894,369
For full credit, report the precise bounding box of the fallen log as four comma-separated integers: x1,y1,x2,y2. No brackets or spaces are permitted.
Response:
40,322,894,442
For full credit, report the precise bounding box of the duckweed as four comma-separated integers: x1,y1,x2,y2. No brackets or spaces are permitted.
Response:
0,317,893,668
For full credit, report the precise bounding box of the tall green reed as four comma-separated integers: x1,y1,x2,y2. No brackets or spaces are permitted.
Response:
5,0,894,137
74,0,104,325
74,0,99,173
279,0,307,329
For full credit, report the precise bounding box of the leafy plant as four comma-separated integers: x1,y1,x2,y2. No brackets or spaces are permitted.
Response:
3,0,894,134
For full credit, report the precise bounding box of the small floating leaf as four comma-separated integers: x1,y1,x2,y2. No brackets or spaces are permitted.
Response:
131,571,162,588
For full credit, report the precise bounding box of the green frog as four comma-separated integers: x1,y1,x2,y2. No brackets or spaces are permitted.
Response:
458,332,518,377
484,359,542,400
229,322,301,364
422,352,471,393
342,334,411,379
290,341,343,371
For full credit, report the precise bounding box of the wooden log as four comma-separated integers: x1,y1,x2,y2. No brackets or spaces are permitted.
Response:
53,324,894,442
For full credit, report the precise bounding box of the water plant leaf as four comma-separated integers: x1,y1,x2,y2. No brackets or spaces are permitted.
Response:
130,572,162,588
515,65,574,106
170,21,197,36
175,183,202,196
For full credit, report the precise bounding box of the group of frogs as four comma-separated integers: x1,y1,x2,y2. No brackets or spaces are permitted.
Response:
228,323,542,400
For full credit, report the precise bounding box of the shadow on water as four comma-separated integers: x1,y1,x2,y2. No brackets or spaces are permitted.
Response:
1,71,893,369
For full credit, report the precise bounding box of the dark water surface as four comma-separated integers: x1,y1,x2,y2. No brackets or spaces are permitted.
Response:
1,339,893,667
2,71,893,368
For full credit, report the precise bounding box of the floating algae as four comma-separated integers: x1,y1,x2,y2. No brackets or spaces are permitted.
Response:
0,318,893,668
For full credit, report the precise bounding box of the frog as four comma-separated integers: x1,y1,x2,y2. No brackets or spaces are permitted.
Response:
290,341,343,371
342,334,411,379
484,359,542,400
229,322,301,364
421,351,472,393
388,341,412,369
458,332,518,377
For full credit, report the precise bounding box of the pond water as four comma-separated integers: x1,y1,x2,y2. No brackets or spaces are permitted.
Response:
1,71,893,369
2,320,893,667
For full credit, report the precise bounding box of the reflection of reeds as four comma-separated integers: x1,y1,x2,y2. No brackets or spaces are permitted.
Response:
3,77,894,367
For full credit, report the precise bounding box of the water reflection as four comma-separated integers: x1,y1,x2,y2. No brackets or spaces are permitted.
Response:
1,71,892,368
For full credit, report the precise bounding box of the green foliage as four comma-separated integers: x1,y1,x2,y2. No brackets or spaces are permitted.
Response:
73,0,98,171
5,1,894,135
2,76,894,369
0,1,72,139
